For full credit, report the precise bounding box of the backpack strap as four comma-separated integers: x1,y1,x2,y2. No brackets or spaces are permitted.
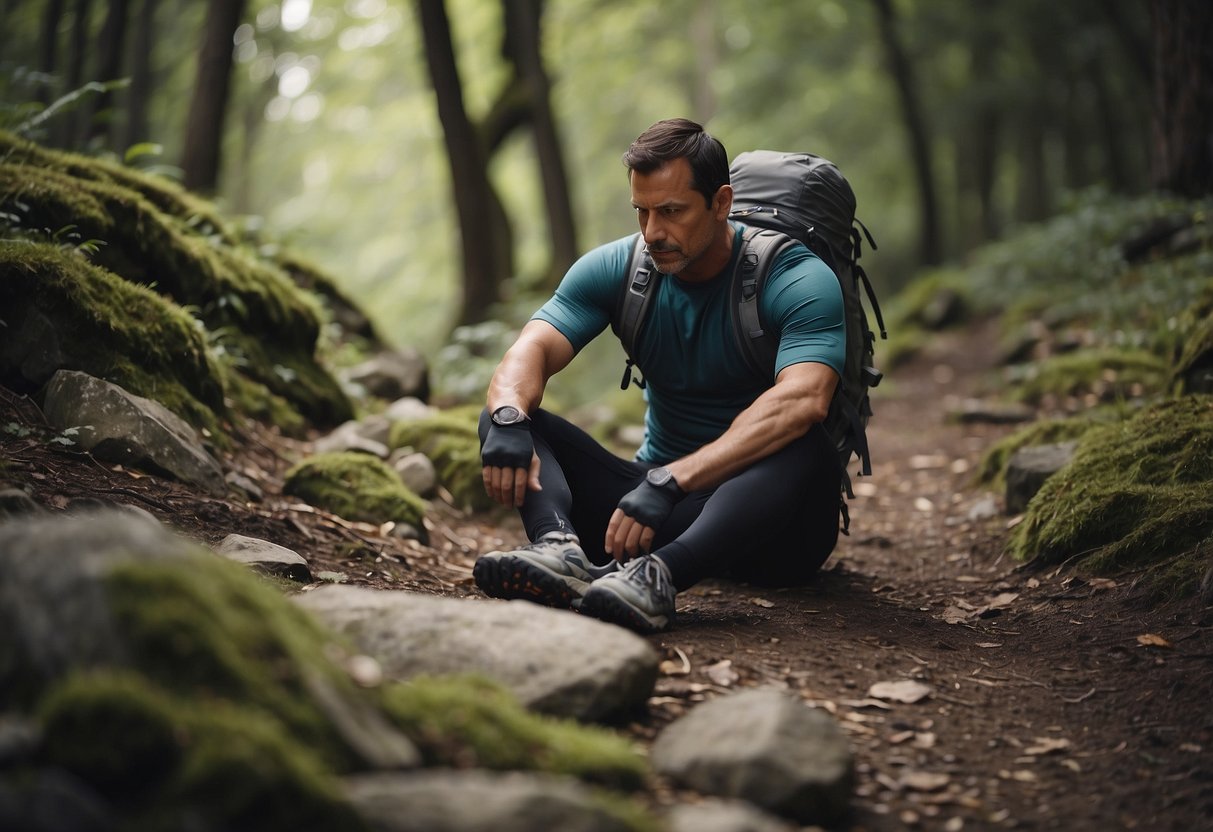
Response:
612,233,654,390
730,227,799,379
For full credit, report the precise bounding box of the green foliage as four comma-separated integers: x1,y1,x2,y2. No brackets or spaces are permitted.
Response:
1010,396,1213,593
389,413,492,513
284,451,427,526
1005,348,1169,406
382,675,648,791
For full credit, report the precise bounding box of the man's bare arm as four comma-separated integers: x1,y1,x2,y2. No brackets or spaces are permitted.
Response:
482,320,576,507
605,361,838,558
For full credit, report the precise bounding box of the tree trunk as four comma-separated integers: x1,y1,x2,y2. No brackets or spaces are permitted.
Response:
84,0,129,147
181,0,247,194
53,0,92,147
1015,124,1050,223
870,0,942,265
1149,0,1213,196
121,0,157,151
37,0,66,104
503,0,578,289
417,0,509,327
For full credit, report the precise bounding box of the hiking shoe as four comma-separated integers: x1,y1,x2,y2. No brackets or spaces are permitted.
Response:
473,533,614,609
579,555,675,633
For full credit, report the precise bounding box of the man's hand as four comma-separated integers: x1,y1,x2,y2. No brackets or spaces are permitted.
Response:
605,470,685,561
481,420,541,508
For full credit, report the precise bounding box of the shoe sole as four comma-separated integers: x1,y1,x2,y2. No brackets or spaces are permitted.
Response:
579,585,671,634
473,554,589,610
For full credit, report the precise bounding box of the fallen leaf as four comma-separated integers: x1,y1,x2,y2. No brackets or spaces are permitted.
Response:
900,770,951,792
869,680,932,704
1136,633,1172,649
1088,578,1118,590
888,730,915,744
705,659,739,687
985,592,1020,610
659,646,691,676
942,606,971,625
975,642,1003,648
1024,737,1071,755
913,731,938,749
914,497,935,512
749,597,776,608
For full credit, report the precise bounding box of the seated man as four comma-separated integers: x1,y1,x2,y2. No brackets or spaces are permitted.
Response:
473,118,845,633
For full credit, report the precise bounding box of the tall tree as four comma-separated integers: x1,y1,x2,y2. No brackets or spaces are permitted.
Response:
37,0,66,104
1149,0,1213,196
870,0,942,265
501,0,578,289
52,0,92,147
181,0,247,194
417,0,511,326
83,0,129,147
121,0,157,151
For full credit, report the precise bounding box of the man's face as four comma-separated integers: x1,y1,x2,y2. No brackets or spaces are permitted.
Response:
630,157,729,279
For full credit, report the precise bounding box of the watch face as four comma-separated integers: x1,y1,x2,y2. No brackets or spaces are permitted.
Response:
647,467,672,487
493,405,523,425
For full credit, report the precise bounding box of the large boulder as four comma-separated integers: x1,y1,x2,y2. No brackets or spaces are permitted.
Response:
651,688,854,826
296,586,659,723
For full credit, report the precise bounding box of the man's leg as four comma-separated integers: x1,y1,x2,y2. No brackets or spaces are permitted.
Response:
473,409,639,606
579,425,841,631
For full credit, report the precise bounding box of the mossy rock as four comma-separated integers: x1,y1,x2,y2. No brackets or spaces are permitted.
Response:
284,451,427,527
1172,283,1213,394
389,413,493,512
1007,348,1168,405
3,510,657,829
0,153,352,428
1010,396,1213,593
39,671,363,831
0,129,234,241
975,409,1123,487
383,675,648,791
0,241,225,434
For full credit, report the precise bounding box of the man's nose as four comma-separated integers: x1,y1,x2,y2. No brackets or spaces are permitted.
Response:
641,214,666,244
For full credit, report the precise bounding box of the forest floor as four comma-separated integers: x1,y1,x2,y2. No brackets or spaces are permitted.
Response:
3,320,1212,831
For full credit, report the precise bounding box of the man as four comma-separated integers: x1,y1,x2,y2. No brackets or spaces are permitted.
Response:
473,118,845,634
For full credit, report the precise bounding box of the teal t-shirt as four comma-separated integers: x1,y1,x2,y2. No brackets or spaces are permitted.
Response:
534,222,845,463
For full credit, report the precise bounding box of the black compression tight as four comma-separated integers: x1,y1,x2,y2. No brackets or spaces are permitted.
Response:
479,409,841,591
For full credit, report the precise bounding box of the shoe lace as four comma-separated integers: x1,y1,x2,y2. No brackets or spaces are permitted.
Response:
622,555,673,599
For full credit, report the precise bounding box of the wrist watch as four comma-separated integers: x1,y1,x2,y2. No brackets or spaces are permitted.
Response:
490,405,529,426
646,466,681,492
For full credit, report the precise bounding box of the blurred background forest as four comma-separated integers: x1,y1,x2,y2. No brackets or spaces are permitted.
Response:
1,0,1208,401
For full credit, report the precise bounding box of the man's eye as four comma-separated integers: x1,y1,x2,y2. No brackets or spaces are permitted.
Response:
662,207,678,216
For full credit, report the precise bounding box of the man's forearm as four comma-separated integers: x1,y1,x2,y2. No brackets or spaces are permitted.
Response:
666,364,835,493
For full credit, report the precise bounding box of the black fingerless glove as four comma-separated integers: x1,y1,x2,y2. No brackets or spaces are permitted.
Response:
481,420,534,470
617,470,686,529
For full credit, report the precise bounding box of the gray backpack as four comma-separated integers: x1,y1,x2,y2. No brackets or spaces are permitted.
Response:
611,150,886,521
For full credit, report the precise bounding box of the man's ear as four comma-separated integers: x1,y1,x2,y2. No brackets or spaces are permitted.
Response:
713,184,734,220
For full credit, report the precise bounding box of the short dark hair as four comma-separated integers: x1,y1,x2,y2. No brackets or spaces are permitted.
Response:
622,118,729,208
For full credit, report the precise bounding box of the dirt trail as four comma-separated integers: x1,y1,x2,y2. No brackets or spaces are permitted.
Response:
630,323,1213,830
3,320,1210,831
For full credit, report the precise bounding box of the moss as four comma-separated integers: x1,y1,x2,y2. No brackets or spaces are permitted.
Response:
975,409,1121,487
389,414,492,512
284,451,427,526
0,129,233,241
1010,396,1213,591
1007,348,1168,405
38,670,365,831
1172,282,1213,393
0,160,352,428
0,241,225,434
382,675,647,791
104,555,367,772
38,670,181,799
